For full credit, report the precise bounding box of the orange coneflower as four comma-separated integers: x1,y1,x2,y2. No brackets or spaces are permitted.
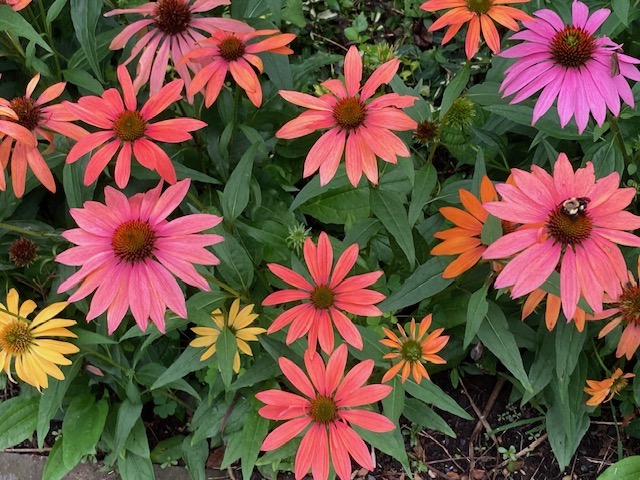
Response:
380,314,449,384
421,0,532,59
584,368,633,406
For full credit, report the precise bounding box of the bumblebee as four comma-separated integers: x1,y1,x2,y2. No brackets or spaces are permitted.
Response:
561,197,590,218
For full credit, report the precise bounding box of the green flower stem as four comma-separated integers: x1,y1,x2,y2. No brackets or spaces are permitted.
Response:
0,222,62,239
426,141,440,164
82,347,131,375
591,339,611,375
610,402,623,461
37,0,63,80
187,191,206,211
609,115,630,165
0,305,30,322
202,273,242,299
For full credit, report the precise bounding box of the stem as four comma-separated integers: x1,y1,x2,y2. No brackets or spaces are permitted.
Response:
610,402,624,461
201,273,242,299
82,347,131,374
187,191,206,211
0,222,62,239
0,305,31,322
6,32,25,58
37,0,62,80
610,115,630,165
426,141,440,164
591,339,611,375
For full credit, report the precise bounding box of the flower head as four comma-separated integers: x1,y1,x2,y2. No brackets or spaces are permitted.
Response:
65,66,206,188
380,314,449,384
421,0,532,59
482,153,640,321
106,0,254,95
276,46,418,187
190,298,265,372
500,0,640,134
8,237,39,267
56,179,223,334
1,0,32,11
181,28,296,107
431,175,515,278
522,288,586,331
584,368,633,406
0,289,79,391
257,344,395,480
593,260,640,359
0,74,87,197
262,232,385,354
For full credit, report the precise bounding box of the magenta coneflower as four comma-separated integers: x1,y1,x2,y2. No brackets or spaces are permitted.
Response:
482,153,640,321
500,0,640,134
56,179,223,334
262,232,385,354
257,344,394,480
106,0,253,95
65,65,206,188
0,74,87,197
276,45,417,187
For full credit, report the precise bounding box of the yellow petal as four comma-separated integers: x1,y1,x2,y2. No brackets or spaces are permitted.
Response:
32,339,79,355
191,326,220,337
233,352,240,373
30,302,68,328
6,289,20,315
190,337,217,348
19,300,37,319
31,345,73,366
200,345,216,361
237,339,252,356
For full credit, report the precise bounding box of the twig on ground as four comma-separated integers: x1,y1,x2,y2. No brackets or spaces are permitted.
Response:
418,431,466,472
497,433,548,468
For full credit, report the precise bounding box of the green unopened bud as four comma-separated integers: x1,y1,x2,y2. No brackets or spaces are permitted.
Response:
442,97,476,129
286,223,312,253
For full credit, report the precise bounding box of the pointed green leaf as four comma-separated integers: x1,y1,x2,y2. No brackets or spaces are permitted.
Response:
222,143,259,220
404,379,473,419
0,5,52,52
70,0,103,82
464,284,489,348
62,395,109,469
0,396,38,450
217,327,238,388
370,188,415,268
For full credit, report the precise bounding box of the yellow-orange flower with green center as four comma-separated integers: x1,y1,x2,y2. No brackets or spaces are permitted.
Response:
584,368,633,406
0,289,78,391
380,314,449,384
190,298,265,373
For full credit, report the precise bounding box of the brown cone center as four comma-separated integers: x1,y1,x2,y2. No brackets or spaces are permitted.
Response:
218,34,247,62
546,201,592,246
333,97,366,130
550,26,597,68
10,96,41,131
0,320,32,355
309,285,335,310
113,110,146,142
154,0,192,35
112,220,157,263
309,395,338,423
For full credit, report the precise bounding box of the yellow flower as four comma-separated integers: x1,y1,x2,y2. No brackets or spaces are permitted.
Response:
380,314,449,384
0,289,79,391
190,299,265,373
584,368,634,406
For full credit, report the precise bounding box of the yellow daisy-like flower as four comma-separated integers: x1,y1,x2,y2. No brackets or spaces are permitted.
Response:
584,368,634,407
0,289,79,391
380,314,449,384
190,299,266,373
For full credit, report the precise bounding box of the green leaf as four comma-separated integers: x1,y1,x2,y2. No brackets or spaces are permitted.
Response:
344,218,380,248
0,5,52,52
464,284,489,349
150,435,184,464
231,355,279,390
70,0,104,82
476,303,533,392
222,143,258,220
378,257,453,312
182,435,209,480
404,379,473,420
370,188,415,268
282,0,305,26
480,214,502,246
63,154,97,208
522,333,555,404
353,427,411,474
299,185,370,225
382,377,405,424
440,62,470,119
403,398,456,437
212,231,255,291
240,402,271,479
612,0,630,25
555,318,586,385
124,418,151,458
152,346,211,390
118,452,154,480
62,395,109,469
47,0,70,23
408,163,437,226
262,52,293,90
62,69,104,95
114,400,143,457
42,440,72,480
598,456,640,479
0,396,38,450
217,327,237,388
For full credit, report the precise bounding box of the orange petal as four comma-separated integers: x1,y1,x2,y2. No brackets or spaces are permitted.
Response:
459,188,487,223
441,246,485,278
439,206,483,230
431,235,482,255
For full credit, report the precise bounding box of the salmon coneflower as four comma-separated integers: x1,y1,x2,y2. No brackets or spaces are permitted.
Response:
0,74,87,197
56,179,223,334
105,0,253,95
262,232,385,355
257,344,395,480
421,0,532,59
500,0,640,134
180,28,296,108
0,289,79,391
584,368,633,406
482,152,640,322
380,314,449,384
276,46,417,187
64,65,206,188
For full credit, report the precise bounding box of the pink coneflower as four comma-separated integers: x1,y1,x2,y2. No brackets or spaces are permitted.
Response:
257,344,394,480
0,74,87,197
262,232,385,355
276,46,417,187
105,0,253,95
56,179,223,334
482,153,640,321
180,28,296,107
500,0,640,134
2,0,32,11
421,0,532,60
64,65,206,188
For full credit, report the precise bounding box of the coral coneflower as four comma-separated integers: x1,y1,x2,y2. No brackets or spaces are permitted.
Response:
190,298,265,372
106,0,253,95
584,368,633,406
381,314,449,384
500,0,640,134
65,65,206,188
262,232,385,354
0,74,87,197
180,28,296,108
482,153,640,321
257,344,394,480
0,289,79,391
276,46,417,187
421,0,532,59
56,179,223,334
